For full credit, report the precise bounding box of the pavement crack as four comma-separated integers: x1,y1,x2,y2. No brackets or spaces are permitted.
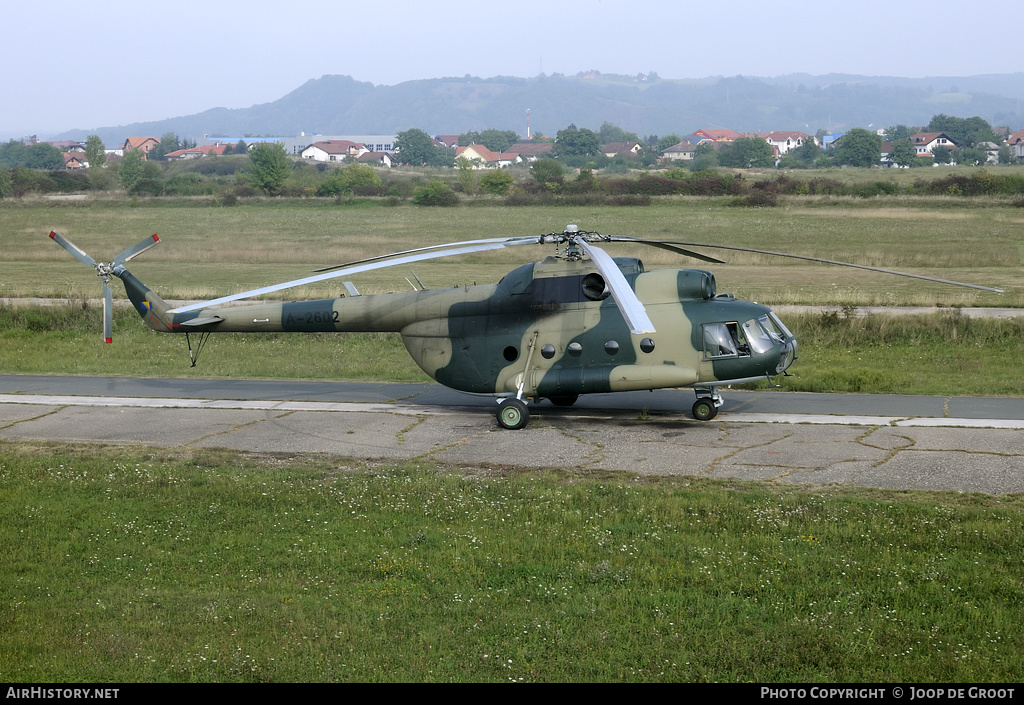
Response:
0,405,65,430
396,416,426,445
185,410,294,447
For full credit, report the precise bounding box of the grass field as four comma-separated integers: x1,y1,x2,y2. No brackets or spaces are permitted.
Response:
2,194,1023,683
1,197,1019,306
2,444,1022,682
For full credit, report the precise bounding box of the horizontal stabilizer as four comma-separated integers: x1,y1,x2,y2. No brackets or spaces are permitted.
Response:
178,316,224,326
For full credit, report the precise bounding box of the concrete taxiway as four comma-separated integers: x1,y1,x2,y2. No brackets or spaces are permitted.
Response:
1,375,1022,494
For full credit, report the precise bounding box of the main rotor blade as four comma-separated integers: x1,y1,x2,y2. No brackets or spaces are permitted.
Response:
102,283,113,344
576,239,656,335
114,234,160,264
606,236,726,264
638,239,1004,293
168,239,538,313
314,236,541,273
49,230,97,268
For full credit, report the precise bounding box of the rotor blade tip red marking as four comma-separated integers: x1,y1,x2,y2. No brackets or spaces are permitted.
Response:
104,338,113,344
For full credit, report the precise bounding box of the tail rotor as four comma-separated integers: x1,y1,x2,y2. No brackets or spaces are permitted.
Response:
48,230,160,343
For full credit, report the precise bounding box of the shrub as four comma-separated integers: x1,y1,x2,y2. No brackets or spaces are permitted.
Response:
412,180,458,206
129,178,164,197
479,170,514,195
165,172,214,196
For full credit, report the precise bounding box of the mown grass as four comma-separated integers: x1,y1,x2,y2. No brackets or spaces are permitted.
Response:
2,444,1021,682
1,198,1019,305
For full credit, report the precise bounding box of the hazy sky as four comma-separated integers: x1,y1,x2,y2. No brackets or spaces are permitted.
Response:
5,0,1020,138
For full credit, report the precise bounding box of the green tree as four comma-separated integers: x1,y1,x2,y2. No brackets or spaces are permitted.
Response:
84,135,106,170
956,146,989,166
927,114,999,149
655,134,683,153
248,143,290,194
394,128,450,167
890,139,917,168
455,157,478,194
0,168,11,199
884,125,913,141
689,142,719,171
598,121,639,144
931,145,952,165
780,138,823,168
833,128,882,168
118,148,144,189
718,137,774,168
478,129,519,153
554,125,601,166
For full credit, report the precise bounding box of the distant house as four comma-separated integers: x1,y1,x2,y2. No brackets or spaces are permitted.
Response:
1007,130,1024,159
63,153,87,169
434,135,460,149
164,144,229,161
505,142,553,162
763,131,812,156
301,140,368,162
662,141,697,161
357,151,395,168
454,144,520,169
977,142,1002,164
910,132,956,156
122,136,160,158
691,128,741,142
602,142,643,158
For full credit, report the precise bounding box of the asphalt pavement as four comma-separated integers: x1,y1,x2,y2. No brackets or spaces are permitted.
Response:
1,375,1023,495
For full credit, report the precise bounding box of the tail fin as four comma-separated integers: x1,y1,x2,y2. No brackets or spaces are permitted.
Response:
114,266,177,333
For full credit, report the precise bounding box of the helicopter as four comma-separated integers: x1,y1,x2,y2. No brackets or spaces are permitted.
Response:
48,225,1001,430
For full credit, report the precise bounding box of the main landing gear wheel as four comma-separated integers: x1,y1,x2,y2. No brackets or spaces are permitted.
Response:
547,394,579,407
497,398,530,430
692,398,719,421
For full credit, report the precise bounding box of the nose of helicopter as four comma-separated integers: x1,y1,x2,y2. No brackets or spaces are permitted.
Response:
773,316,798,374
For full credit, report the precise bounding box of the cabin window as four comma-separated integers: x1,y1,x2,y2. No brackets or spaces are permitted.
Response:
604,340,620,356
703,322,752,359
567,342,583,357
640,337,655,353
503,346,519,362
541,344,556,359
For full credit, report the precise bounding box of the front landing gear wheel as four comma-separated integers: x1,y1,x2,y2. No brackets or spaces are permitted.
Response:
692,398,718,421
497,398,530,430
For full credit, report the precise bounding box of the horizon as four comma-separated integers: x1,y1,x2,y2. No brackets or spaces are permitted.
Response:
5,0,1020,139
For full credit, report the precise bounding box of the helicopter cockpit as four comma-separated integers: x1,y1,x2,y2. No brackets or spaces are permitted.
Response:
702,312,797,375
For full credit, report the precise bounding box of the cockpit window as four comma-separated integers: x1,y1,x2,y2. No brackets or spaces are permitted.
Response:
743,318,774,354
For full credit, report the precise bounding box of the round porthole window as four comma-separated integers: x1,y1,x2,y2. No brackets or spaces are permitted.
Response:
567,342,583,357
640,337,655,353
604,340,620,355
541,344,556,359
503,346,519,362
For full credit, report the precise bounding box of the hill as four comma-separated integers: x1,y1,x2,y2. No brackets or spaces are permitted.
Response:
57,72,1024,145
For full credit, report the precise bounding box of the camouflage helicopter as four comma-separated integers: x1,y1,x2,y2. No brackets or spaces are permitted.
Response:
48,225,1000,430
